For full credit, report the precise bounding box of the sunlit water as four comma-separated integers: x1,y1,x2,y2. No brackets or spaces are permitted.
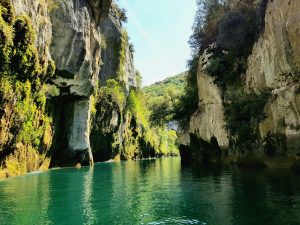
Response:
0,158,300,225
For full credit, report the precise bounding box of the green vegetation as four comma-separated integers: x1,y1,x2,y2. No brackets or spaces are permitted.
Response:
197,0,269,151
91,79,179,161
143,72,187,125
116,30,128,80
144,72,187,99
114,3,128,24
174,0,271,153
0,2,55,177
170,0,285,165
224,87,270,149
91,18,180,161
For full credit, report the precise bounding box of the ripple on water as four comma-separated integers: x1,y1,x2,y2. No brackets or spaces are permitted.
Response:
144,217,206,225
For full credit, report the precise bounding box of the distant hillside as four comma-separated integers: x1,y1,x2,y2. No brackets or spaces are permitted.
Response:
143,71,187,98
143,72,188,125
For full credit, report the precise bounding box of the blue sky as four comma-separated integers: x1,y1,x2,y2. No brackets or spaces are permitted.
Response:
118,0,197,86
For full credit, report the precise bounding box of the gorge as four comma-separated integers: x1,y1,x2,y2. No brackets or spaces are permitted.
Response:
0,0,300,224
0,0,177,178
0,0,300,178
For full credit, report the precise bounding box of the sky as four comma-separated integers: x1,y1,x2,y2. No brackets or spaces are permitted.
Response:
118,0,197,86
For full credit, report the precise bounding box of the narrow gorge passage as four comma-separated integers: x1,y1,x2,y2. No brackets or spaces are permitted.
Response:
0,0,299,224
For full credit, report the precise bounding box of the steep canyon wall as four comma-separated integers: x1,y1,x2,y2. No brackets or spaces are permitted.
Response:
0,0,141,177
181,0,300,168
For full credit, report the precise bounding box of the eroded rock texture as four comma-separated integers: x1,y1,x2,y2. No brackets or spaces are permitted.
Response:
246,0,300,160
49,0,104,165
189,50,229,150
182,0,300,168
0,0,137,174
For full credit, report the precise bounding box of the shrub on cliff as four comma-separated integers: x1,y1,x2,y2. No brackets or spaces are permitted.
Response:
188,0,267,82
11,16,41,81
189,0,229,55
0,3,14,75
217,11,247,51
0,2,55,176
91,78,179,161
224,87,271,148
0,3,55,82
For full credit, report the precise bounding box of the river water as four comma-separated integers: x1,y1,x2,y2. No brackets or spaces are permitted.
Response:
0,157,299,225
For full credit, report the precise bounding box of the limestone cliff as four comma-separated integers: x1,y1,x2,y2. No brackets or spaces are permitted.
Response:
246,0,300,159
48,0,113,166
181,0,300,168
189,50,229,150
0,0,141,177
47,0,141,166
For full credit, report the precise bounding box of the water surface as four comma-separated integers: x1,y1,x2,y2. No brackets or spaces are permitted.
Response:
0,158,300,225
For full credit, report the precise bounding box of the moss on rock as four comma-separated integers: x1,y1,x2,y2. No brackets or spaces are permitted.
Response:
0,2,55,177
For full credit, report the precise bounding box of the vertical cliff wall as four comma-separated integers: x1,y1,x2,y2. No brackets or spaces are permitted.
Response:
0,0,142,177
0,0,56,177
48,0,112,166
245,0,300,158
182,0,300,168
48,0,140,166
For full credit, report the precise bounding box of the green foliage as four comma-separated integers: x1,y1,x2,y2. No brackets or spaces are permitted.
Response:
144,72,187,125
217,11,247,51
115,5,128,24
190,0,266,56
187,0,268,93
0,3,55,82
11,15,41,81
0,2,55,175
144,72,187,98
189,0,229,55
45,59,56,80
0,78,53,158
155,127,178,156
0,1,14,24
224,87,271,147
189,0,271,152
91,77,180,161
0,3,13,75
117,30,128,80
135,70,142,89
126,89,149,127
174,85,199,126
101,79,126,111
205,56,226,78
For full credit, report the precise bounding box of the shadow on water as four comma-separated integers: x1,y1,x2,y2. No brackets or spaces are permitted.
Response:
0,158,299,225
182,162,300,225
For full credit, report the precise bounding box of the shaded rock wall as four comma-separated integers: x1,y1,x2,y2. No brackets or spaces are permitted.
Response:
182,0,300,168
0,0,137,175
189,50,229,150
99,4,136,90
246,0,300,159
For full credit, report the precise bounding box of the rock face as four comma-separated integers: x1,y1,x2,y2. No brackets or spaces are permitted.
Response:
246,0,300,159
48,0,108,165
11,0,53,64
99,4,136,90
246,0,300,90
189,50,229,150
48,0,138,166
1,0,138,172
183,0,300,168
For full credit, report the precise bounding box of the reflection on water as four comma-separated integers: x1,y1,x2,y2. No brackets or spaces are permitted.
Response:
82,167,95,225
0,158,300,225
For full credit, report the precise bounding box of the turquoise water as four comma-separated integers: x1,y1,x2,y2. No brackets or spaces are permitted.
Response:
0,157,300,225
